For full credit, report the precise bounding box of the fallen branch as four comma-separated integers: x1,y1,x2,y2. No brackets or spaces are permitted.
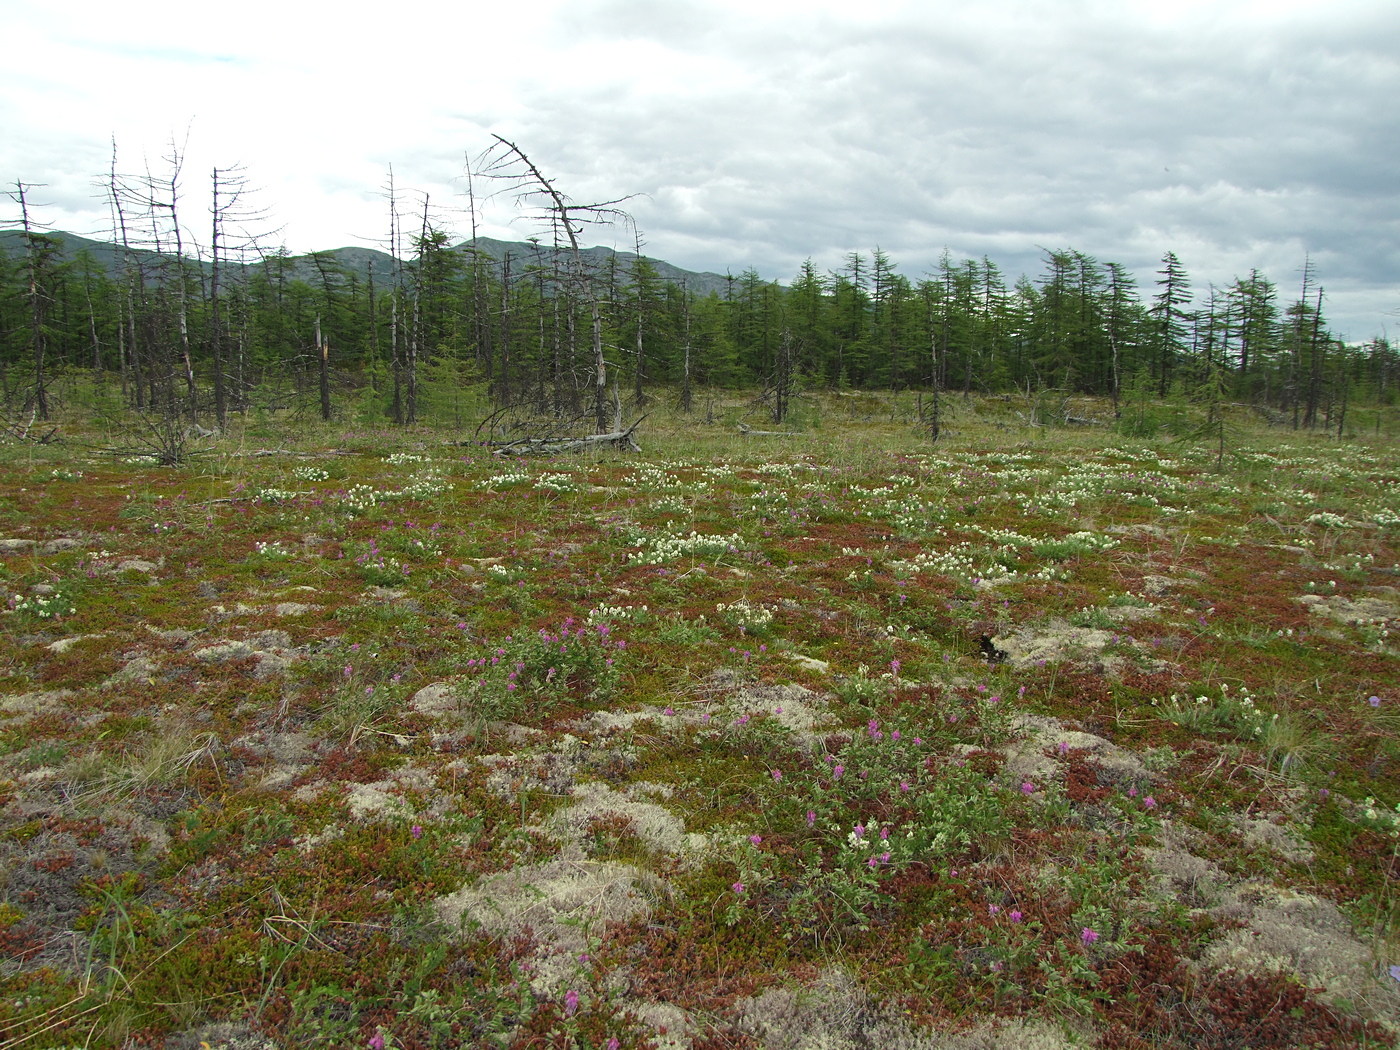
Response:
737,423,796,437
492,416,646,456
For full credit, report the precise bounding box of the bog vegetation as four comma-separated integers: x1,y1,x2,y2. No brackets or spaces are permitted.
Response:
0,388,1397,1049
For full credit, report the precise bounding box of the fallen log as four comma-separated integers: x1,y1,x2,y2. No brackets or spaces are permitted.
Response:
491,416,646,456
737,423,796,437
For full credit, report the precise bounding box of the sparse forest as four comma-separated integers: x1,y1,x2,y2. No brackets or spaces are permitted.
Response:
2,146,1397,438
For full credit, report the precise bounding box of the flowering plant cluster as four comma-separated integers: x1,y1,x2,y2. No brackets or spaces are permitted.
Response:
458,617,627,719
727,713,1019,932
8,590,77,621
626,528,744,565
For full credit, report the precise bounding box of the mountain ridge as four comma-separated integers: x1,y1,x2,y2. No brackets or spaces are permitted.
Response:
0,229,738,298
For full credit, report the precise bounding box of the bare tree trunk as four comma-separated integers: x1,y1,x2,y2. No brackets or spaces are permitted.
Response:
209,167,227,425
592,298,608,434
316,314,331,421
11,182,51,419
162,146,198,415
679,278,693,415
497,252,512,405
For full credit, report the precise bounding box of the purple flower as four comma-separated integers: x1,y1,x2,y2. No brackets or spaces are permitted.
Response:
771,769,783,783
1009,910,1023,923
749,834,763,846
1143,796,1157,809
368,1035,385,1050
1369,696,1382,708
1081,927,1100,946
1020,781,1036,795
833,765,845,780
564,989,579,1017
411,824,423,840
732,881,745,894
806,810,816,827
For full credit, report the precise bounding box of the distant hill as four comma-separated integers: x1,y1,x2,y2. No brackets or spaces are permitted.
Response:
0,229,736,298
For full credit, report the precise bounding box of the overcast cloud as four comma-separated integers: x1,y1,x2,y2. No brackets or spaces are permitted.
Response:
3,0,1397,338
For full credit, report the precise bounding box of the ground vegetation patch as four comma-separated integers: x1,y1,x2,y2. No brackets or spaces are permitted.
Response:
1,400,1398,1048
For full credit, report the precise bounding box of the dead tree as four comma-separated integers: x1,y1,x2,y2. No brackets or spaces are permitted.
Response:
477,136,636,434
209,163,268,424
5,182,56,419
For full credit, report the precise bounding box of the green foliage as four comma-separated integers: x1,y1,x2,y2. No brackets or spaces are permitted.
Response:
455,617,627,722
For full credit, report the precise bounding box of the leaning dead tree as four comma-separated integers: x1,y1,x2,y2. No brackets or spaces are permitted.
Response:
475,136,639,437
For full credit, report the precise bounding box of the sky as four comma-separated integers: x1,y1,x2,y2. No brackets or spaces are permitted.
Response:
3,0,1397,339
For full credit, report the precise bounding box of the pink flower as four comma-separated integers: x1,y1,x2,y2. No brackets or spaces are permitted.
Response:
806,810,816,827
832,765,845,779
564,989,579,1017
368,1034,385,1050
771,769,783,782
411,824,423,840
1009,910,1023,923
1143,796,1157,809
1020,781,1036,795
749,834,763,846
732,881,745,894
1081,927,1100,946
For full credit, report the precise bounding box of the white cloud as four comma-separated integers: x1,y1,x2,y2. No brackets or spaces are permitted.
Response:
2,0,1396,336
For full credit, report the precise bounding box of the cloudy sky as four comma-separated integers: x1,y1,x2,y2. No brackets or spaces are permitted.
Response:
3,0,1397,338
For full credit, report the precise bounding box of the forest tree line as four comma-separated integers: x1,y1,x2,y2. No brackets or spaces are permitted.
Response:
3,162,1397,433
